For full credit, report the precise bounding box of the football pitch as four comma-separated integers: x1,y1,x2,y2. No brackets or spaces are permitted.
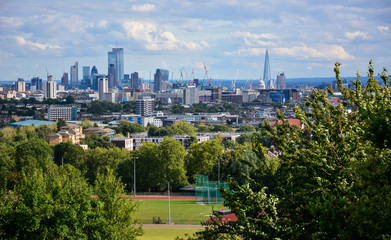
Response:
134,199,224,225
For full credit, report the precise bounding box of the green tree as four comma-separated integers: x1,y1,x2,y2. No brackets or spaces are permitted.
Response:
157,138,188,190
94,168,143,239
15,138,53,173
0,144,16,188
237,124,256,132
65,95,75,104
0,165,142,239
212,124,233,132
171,103,185,114
53,142,85,167
56,118,67,130
185,139,224,183
190,61,391,239
171,121,196,136
117,121,145,136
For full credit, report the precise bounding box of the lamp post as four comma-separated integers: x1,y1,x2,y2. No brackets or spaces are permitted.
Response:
167,181,172,224
134,156,138,197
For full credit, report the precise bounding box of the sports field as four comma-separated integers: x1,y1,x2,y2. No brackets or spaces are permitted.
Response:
134,199,224,225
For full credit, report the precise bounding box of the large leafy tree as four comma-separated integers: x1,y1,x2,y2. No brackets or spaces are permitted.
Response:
0,165,142,239
188,61,391,239
185,139,224,183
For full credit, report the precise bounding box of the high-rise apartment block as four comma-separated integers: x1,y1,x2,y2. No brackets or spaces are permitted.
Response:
61,72,69,90
70,61,78,89
98,77,108,101
136,96,154,116
130,72,139,89
276,72,286,89
153,69,163,92
108,48,124,88
108,64,116,89
48,105,77,121
44,75,57,99
16,78,25,92
183,86,199,105
31,77,43,91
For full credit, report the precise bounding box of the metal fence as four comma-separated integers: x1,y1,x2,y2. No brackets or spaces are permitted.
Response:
195,175,229,204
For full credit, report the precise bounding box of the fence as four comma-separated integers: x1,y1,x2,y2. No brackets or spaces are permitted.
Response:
195,175,229,204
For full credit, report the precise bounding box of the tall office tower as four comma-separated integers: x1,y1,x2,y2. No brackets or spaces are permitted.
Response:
31,77,43,91
98,77,108,101
157,69,169,81
108,48,124,88
44,75,57,99
61,72,69,90
263,49,272,89
82,66,91,88
16,78,25,92
153,69,163,92
276,72,286,89
91,66,98,90
130,72,139,89
108,64,116,89
136,96,154,116
183,85,199,105
70,61,78,89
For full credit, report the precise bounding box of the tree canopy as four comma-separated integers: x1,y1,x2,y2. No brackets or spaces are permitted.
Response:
187,61,391,239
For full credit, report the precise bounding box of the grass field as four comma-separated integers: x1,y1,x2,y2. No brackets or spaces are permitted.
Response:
138,228,200,240
134,200,224,224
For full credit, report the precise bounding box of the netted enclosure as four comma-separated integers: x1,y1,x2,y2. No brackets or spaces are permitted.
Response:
195,174,229,204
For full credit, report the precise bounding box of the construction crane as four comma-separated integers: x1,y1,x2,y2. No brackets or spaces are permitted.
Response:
192,69,195,86
231,69,240,91
202,63,213,89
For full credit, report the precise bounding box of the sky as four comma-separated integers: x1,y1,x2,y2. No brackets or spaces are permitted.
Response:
0,0,390,81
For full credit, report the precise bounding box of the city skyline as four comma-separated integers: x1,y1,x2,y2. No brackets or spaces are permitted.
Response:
0,0,390,81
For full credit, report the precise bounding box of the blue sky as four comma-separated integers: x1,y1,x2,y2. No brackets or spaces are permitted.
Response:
0,0,390,81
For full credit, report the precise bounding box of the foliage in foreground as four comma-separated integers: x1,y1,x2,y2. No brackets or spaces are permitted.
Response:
0,165,142,240
183,61,391,239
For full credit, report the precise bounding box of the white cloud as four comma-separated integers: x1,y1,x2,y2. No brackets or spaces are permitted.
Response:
0,16,23,28
224,48,265,56
231,32,277,47
377,26,389,33
344,31,371,40
15,36,61,50
97,20,108,29
273,44,354,60
122,20,202,51
131,3,156,12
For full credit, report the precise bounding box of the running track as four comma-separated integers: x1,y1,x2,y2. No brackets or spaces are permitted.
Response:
129,196,196,200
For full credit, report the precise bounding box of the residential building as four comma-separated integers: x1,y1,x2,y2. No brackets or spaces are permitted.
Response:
83,127,116,138
108,48,124,88
108,64,115,89
136,96,154,116
15,78,25,92
130,72,139,89
183,86,199,105
276,72,286,89
61,72,68,90
153,69,162,92
48,105,77,121
70,61,78,89
98,77,108,101
31,77,43,91
44,75,57,99
110,137,133,150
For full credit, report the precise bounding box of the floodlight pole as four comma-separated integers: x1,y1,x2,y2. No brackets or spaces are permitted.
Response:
218,157,221,185
134,156,137,197
167,181,172,224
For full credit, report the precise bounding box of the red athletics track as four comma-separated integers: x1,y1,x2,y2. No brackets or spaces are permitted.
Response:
129,196,196,200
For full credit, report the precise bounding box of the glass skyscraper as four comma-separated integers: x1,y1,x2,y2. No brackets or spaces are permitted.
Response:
108,48,124,88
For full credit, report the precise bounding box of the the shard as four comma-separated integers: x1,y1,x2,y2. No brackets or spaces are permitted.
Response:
263,49,272,89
